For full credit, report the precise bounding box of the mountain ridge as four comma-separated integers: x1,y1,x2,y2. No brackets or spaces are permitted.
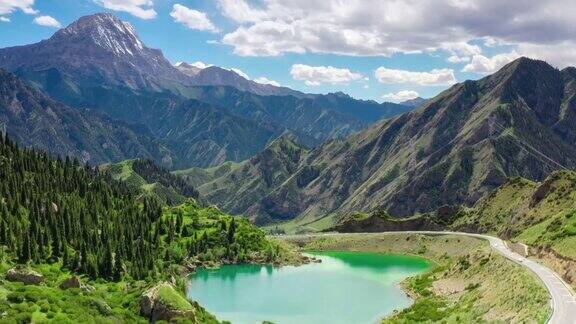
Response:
184,57,576,226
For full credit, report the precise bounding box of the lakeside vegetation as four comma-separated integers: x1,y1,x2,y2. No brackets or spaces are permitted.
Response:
284,233,550,323
0,134,298,323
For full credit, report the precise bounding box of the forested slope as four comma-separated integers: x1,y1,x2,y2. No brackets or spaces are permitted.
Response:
0,134,296,322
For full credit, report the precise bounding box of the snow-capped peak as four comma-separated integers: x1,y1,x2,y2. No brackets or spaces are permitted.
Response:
52,13,145,56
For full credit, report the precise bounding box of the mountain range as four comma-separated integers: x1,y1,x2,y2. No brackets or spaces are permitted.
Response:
182,58,576,227
4,12,573,231
0,13,412,169
0,68,169,165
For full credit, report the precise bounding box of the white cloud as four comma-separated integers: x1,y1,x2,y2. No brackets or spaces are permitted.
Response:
170,4,218,32
33,15,61,28
0,16,9,22
290,64,364,86
254,77,280,87
375,67,456,86
217,0,266,24
190,61,212,69
382,90,420,102
230,68,249,79
447,55,470,63
216,0,576,64
0,0,37,15
516,42,576,69
95,0,156,20
441,42,481,63
462,51,520,74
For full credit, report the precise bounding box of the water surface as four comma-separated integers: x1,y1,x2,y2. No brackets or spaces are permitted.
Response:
187,251,430,324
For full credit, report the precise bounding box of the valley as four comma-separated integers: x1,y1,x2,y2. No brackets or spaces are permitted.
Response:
1,7,576,324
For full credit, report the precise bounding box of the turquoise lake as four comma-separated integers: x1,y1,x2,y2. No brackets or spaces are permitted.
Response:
187,251,430,324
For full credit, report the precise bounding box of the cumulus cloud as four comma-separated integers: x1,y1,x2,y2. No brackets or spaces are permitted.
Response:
170,4,218,32
33,15,61,28
0,0,37,15
382,90,420,102
441,42,481,63
95,0,156,20
375,67,456,86
217,0,266,24
447,55,470,63
216,0,576,65
290,64,364,86
462,51,520,74
254,77,280,87
516,43,576,70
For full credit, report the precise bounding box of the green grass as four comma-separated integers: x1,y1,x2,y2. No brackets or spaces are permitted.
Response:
101,160,189,206
0,262,148,323
156,284,194,312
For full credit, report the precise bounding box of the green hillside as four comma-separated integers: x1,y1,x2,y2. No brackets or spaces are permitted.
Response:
453,170,576,259
102,159,200,206
177,136,310,224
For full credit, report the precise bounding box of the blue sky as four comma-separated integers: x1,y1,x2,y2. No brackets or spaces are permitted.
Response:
0,0,573,102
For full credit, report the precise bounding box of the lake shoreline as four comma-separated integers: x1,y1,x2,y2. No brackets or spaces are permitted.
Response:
187,251,430,324
281,232,550,323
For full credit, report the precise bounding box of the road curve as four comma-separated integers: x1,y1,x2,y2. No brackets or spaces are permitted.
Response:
279,231,576,324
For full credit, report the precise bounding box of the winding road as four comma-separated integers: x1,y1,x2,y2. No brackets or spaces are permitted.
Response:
280,231,576,324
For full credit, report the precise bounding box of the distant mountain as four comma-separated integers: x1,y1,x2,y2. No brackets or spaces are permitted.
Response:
0,12,415,168
399,97,427,108
0,13,190,92
0,67,282,169
184,57,576,225
149,99,281,168
177,63,307,97
0,68,170,165
185,87,413,142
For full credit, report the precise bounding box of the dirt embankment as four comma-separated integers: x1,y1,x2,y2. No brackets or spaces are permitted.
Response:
532,246,576,288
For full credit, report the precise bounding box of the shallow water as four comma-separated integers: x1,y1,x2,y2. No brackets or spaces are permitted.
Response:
187,251,430,324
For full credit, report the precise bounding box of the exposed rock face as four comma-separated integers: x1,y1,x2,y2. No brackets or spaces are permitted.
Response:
6,267,43,285
140,282,195,322
0,13,189,91
59,276,81,289
59,276,94,292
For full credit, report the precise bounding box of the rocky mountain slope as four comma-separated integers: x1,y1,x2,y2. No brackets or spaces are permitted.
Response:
0,68,169,165
0,13,189,92
185,58,576,225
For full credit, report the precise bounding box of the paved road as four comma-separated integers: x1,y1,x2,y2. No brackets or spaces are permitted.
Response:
279,231,576,324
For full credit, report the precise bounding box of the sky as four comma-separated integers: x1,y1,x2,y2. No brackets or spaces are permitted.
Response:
0,0,575,102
